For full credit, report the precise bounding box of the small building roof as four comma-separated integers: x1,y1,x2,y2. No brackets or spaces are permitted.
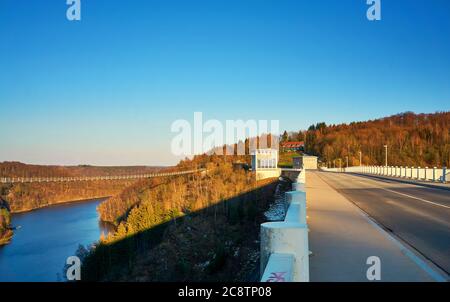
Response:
280,141,304,148
251,148,278,155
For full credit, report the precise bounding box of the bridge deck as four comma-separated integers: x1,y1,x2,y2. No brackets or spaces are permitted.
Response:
0,169,205,184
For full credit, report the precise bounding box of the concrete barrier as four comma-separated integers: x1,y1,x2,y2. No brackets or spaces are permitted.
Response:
292,182,305,192
260,170,309,282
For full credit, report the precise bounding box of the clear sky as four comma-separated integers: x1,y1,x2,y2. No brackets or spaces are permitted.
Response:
1,0,449,166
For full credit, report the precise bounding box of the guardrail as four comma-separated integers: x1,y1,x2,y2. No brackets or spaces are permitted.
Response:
321,166,448,183
0,168,206,184
260,168,309,282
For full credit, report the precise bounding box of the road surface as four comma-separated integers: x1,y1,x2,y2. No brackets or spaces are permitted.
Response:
316,171,450,276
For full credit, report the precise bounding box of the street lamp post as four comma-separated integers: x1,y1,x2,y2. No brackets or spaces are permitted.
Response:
384,145,388,167
359,151,362,166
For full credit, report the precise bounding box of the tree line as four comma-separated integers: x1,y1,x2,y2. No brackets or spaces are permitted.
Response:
0,162,163,178
1,180,140,213
283,112,450,167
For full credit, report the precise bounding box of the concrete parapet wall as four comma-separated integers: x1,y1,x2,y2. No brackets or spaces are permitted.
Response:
255,169,282,181
280,168,301,182
260,170,309,282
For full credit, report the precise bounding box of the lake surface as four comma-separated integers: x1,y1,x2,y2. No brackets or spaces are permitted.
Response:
0,199,113,282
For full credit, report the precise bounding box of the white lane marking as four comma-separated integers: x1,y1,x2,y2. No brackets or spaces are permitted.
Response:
382,188,450,210
345,175,450,210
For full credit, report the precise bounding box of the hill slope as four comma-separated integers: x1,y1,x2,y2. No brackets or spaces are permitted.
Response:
0,163,165,213
80,155,283,281
290,111,449,167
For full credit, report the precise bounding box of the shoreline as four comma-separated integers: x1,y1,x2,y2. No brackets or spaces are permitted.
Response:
2,196,116,247
11,196,112,214
0,236,12,246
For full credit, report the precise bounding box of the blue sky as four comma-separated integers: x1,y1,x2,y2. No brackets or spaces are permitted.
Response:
0,0,449,166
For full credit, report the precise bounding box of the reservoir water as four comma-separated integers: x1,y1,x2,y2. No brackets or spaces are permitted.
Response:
0,199,113,281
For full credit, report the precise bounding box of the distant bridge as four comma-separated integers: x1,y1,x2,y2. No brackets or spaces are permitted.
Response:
0,169,205,184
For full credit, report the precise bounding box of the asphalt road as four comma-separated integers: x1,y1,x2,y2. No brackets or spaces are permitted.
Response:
317,171,450,276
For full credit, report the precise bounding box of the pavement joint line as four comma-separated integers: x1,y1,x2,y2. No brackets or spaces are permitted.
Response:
316,172,449,282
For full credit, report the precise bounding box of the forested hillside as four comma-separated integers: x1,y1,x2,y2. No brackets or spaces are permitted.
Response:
98,155,254,238
0,198,12,245
0,162,163,178
0,163,167,213
80,155,283,281
97,154,249,224
1,180,139,213
287,112,450,167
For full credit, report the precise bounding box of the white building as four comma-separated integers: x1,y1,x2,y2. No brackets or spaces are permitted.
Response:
251,149,281,180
